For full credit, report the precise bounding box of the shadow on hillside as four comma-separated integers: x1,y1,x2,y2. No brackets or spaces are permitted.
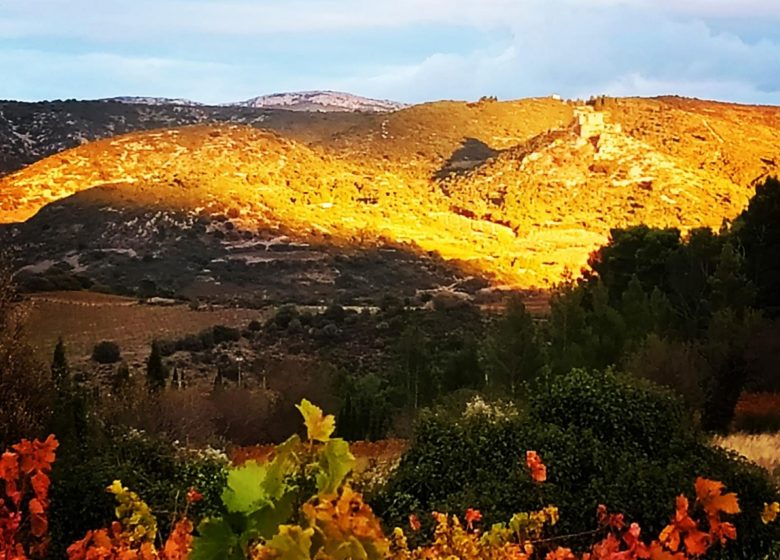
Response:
3,184,522,307
434,137,500,181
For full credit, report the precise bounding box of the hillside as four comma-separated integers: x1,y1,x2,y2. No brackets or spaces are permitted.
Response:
0,99,372,176
2,96,780,295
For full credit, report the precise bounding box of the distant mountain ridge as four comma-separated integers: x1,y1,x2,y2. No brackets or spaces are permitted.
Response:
99,90,406,113
228,90,407,112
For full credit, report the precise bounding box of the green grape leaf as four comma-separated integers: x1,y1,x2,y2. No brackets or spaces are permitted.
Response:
274,434,302,467
245,490,297,540
191,518,243,560
316,439,355,495
266,525,314,559
296,399,335,443
221,461,271,514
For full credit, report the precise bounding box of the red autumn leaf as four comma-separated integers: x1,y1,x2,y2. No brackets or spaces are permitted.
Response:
30,471,50,503
28,498,48,538
185,487,203,505
0,451,19,482
408,513,421,532
465,508,482,530
12,435,58,475
526,450,547,483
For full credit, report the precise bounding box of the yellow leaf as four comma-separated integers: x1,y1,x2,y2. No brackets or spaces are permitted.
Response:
762,502,780,525
296,399,335,443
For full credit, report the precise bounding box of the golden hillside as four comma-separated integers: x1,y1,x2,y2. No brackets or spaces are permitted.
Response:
2,97,779,287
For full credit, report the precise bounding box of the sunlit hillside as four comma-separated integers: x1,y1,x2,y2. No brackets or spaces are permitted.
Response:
2,96,779,287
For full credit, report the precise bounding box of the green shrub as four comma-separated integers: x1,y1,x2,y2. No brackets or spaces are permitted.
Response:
48,428,226,558
272,304,299,328
374,370,780,558
212,324,241,344
91,340,121,364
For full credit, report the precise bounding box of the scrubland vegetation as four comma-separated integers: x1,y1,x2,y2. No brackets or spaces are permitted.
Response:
2,176,780,558
3,94,780,558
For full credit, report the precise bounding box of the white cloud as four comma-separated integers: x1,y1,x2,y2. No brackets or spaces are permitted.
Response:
0,0,779,104
332,2,780,104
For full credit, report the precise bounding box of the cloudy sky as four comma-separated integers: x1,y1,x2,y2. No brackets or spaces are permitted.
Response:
2,0,780,104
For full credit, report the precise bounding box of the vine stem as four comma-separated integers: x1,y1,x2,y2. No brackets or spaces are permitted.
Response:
530,527,604,545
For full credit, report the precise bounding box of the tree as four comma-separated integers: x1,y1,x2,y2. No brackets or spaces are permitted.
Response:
395,325,435,409
588,225,681,303
700,308,762,432
548,277,589,375
620,275,652,345
482,297,543,397
51,336,70,391
146,340,169,392
441,335,484,393
733,176,780,316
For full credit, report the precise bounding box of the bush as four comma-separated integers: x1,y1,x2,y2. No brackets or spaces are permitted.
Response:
48,428,226,558
91,341,121,364
322,303,347,324
212,324,240,344
272,304,299,329
374,370,780,559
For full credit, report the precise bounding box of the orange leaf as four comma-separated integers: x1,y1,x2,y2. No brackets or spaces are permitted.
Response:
0,451,19,482
694,478,740,517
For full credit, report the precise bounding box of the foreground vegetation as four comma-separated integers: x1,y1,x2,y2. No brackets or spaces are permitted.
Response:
3,401,779,559
3,178,780,557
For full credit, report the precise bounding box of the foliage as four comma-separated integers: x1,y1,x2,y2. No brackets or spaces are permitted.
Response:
482,296,543,397
0,263,52,448
733,176,780,317
66,480,194,560
147,341,170,392
92,340,122,364
0,435,58,559
191,399,390,560
336,373,394,441
375,370,780,558
48,428,226,558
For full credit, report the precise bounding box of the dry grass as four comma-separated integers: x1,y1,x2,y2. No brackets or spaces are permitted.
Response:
23,291,262,361
714,433,780,482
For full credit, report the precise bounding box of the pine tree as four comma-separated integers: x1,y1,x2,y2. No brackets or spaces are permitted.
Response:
483,297,543,397
621,275,652,343
146,340,168,392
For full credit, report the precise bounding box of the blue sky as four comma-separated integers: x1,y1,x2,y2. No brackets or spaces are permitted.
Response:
2,0,780,105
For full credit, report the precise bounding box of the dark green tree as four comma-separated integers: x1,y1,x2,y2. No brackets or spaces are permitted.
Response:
483,297,543,397
588,225,681,303
733,176,780,316
395,325,435,409
146,340,169,392
51,336,70,391
49,337,88,446
548,277,589,375
441,335,484,393
336,373,393,441
620,275,652,346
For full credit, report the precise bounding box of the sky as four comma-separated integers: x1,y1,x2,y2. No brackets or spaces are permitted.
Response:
2,0,780,105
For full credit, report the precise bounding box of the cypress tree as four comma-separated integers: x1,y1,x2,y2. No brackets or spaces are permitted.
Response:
146,340,168,392
51,336,69,391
